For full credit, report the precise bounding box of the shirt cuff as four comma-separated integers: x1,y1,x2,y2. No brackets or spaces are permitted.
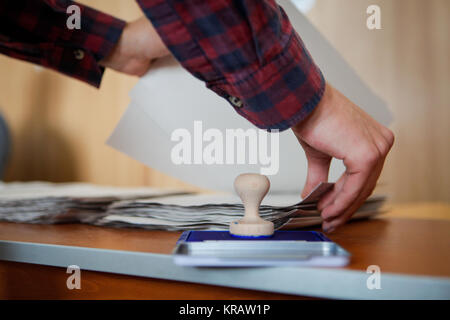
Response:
42,2,126,88
207,31,325,131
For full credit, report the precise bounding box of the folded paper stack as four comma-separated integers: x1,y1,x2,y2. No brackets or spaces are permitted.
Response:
97,186,386,231
0,181,188,224
0,182,386,230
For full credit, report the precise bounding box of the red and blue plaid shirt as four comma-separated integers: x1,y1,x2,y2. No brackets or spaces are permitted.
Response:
0,0,325,131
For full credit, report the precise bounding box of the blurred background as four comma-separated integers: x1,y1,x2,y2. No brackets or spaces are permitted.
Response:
0,0,448,204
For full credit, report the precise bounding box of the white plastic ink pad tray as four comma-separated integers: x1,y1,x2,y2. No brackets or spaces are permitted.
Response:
173,231,350,267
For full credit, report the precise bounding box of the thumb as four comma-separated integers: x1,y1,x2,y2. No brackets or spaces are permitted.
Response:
301,145,332,198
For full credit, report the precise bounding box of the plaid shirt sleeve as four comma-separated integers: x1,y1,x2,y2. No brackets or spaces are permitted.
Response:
0,0,125,88
137,0,325,131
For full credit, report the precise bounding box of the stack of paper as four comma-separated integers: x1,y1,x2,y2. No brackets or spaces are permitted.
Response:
0,182,188,224
96,183,387,231
0,182,386,230
98,194,385,231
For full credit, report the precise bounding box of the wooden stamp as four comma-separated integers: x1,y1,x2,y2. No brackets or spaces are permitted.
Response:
229,173,274,237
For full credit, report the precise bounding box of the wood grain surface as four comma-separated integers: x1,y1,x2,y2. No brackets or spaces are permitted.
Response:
0,203,449,299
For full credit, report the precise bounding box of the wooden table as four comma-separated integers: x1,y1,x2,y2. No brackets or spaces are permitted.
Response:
0,203,449,299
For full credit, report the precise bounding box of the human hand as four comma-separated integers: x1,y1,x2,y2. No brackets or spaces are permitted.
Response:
99,16,169,76
292,82,394,233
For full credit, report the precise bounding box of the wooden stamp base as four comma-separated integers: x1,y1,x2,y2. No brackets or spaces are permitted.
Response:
229,219,274,237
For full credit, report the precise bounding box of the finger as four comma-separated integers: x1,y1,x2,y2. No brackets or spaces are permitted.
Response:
323,153,385,232
367,121,395,158
322,178,373,232
322,168,379,232
322,172,376,231
331,131,392,224
376,124,395,151
320,170,368,223
301,150,332,198
320,148,379,223
317,170,345,211
322,148,384,223
317,131,383,212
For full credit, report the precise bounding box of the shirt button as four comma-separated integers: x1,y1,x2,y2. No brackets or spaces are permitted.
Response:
73,49,85,60
228,96,243,108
